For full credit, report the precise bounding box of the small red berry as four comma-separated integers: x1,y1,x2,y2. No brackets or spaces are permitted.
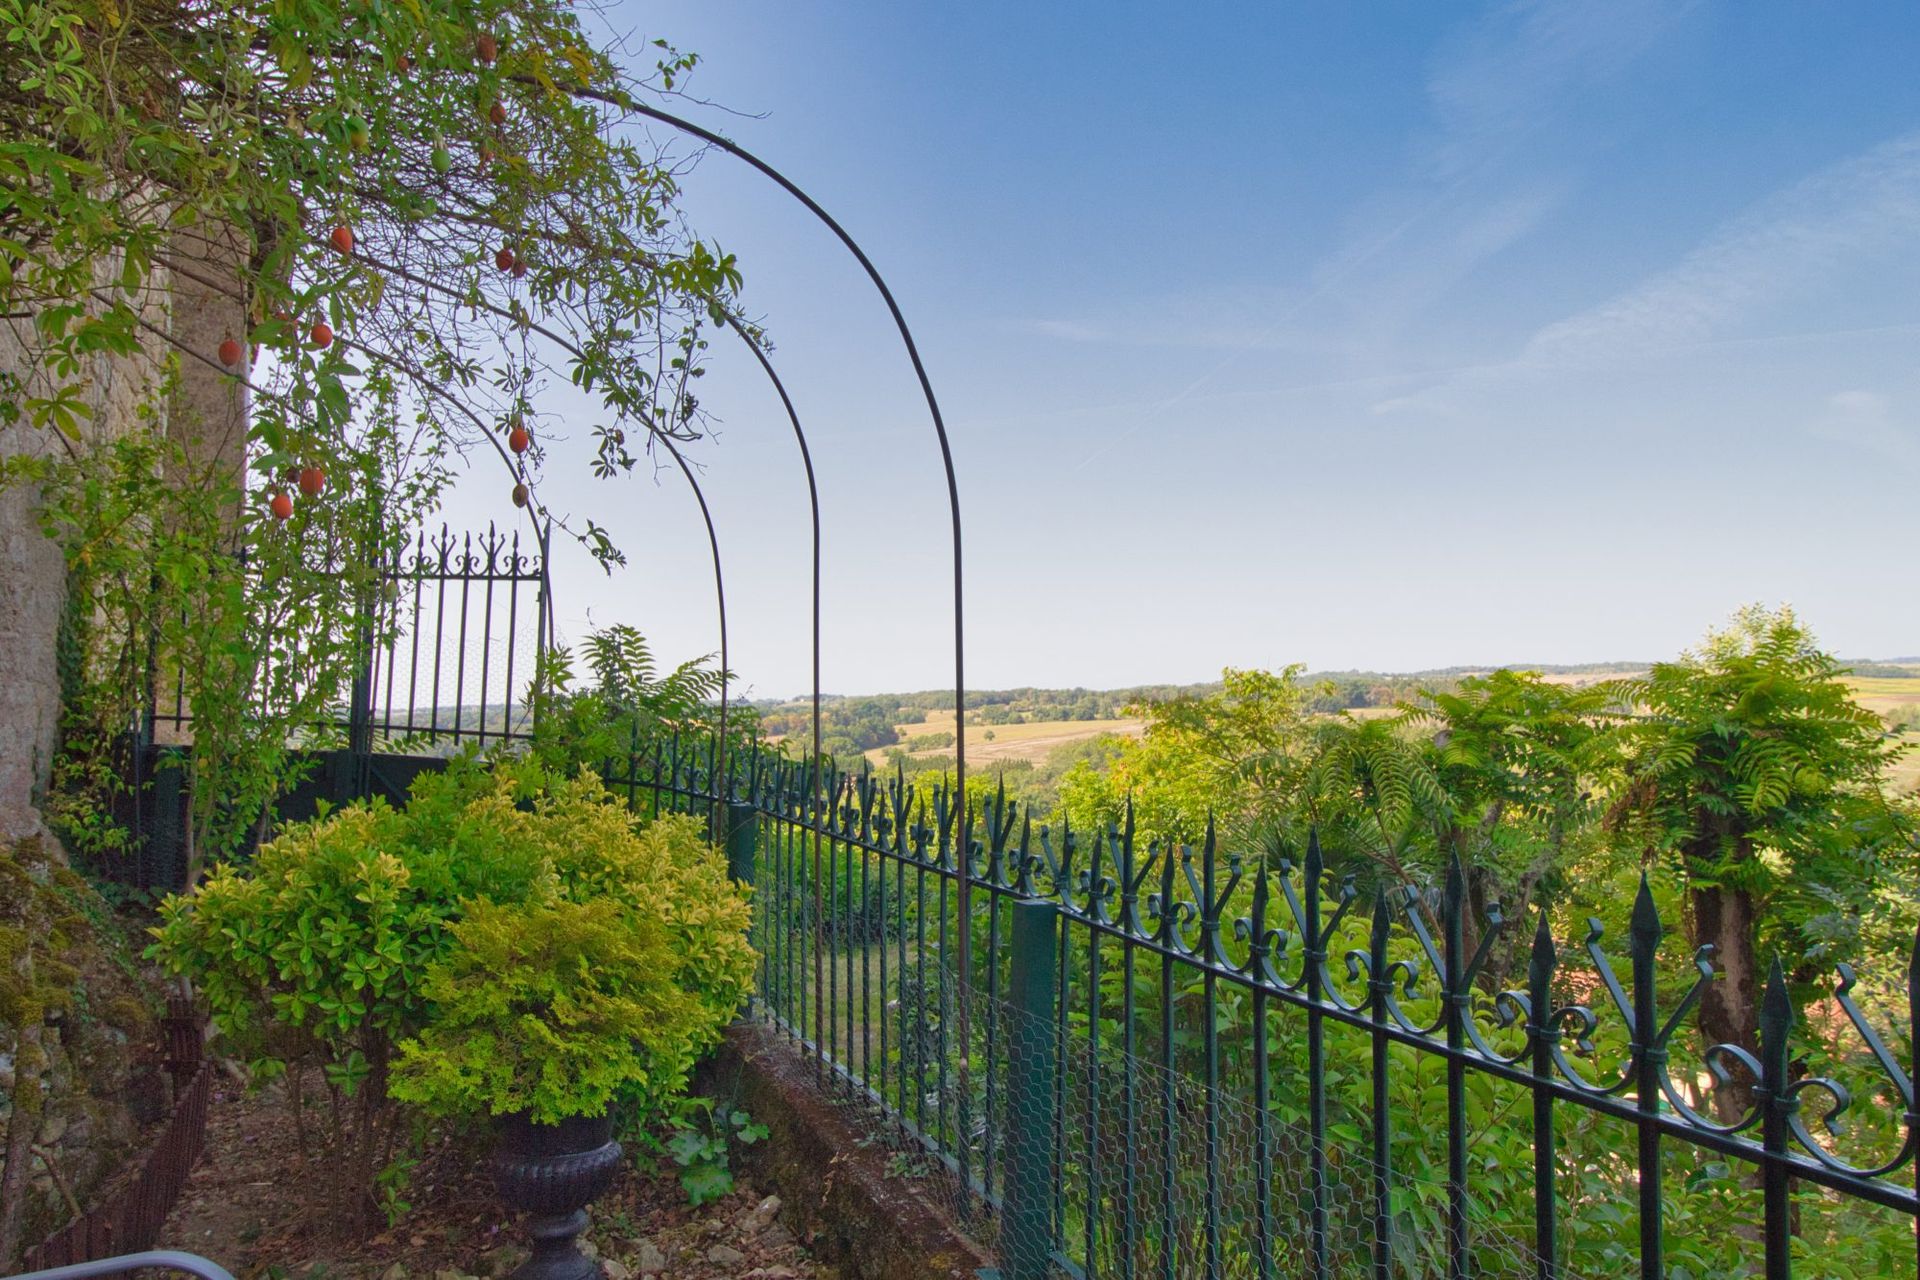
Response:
329,225,354,254
488,101,507,127
508,426,530,454
310,321,333,349
270,492,294,521
496,246,515,272
298,467,327,497
218,338,244,366
511,255,527,279
476,32,498,64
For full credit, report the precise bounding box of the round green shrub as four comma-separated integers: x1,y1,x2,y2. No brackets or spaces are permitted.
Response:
149,760,755,1166
390,782,755,1123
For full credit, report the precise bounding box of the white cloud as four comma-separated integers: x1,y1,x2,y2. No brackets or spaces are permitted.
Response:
1424,0,1698,180
1375,129,1920,413
1518,131,1920,370
1810,389,1920,475
1023,318,1110,343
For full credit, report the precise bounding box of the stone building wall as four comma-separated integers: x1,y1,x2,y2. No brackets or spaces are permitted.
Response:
1,224,247,1266
0,225,249,842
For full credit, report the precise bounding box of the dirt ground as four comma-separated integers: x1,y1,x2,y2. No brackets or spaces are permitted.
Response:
159,1079,832,1280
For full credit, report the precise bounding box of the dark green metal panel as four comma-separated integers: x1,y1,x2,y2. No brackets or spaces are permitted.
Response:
1005,898,1060,1280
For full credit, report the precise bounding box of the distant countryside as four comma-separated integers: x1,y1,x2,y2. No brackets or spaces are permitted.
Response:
747,655,1920,811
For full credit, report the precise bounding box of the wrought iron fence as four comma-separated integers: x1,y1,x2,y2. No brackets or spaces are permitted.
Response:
149,522,549,754
616,734,1919,1280
98,523,549,896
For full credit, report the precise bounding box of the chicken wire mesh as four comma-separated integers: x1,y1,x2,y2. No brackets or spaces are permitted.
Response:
980,988,1550,1279
848,949,1550,1280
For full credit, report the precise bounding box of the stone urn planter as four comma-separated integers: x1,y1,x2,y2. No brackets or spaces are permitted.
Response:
491,1109,624,1280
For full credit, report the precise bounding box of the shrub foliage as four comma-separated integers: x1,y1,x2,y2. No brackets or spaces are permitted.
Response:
149,762,753,1222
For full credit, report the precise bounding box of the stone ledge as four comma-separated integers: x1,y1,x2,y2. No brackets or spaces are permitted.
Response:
696,1022,992,1280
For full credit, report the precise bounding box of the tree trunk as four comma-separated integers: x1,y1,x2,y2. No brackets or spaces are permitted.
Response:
1688,874,1760,1121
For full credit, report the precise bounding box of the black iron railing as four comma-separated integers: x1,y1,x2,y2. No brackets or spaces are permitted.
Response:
617,734,1918,1280
150,522,549,754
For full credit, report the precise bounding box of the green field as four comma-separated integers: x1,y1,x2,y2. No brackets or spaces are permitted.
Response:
863,708,1143,767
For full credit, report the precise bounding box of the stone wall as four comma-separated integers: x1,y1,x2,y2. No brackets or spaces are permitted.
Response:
0,838,168,1266
1,224,247,1268
0,224,248,841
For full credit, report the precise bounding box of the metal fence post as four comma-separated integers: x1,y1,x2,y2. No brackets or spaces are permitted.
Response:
345,576,376,803
1003,897,1059,1280
151,751,185,894
726,800,758,1018
726,800,757,890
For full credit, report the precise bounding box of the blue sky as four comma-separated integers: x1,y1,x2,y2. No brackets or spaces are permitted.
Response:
436,2,1920,699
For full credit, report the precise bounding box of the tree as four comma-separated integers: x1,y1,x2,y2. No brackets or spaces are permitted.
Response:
1059,667,1323,849
3,0,745,858
1607,606,1909,1111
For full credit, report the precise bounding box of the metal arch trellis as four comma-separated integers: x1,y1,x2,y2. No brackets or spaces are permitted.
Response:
714,313,832,1070
651,432,732,819
626,104,978,1162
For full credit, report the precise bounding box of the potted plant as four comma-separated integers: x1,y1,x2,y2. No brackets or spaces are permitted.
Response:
392,777,756,1279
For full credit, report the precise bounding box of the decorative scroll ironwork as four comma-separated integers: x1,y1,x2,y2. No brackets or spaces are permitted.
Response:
152,522,548,752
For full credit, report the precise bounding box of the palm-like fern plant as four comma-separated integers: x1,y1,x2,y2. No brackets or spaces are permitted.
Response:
527,625,756,785
1604,605,1908,1111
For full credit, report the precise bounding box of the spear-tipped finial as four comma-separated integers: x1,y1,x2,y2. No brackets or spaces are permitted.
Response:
1445,847,1466,912
1305,826,1323,880
1529,909,1557,992
1629,872,1662,949
1760,957,1793,1086
1370,885,1392,956
1907,922,1920,1016
1762,958,1792,1027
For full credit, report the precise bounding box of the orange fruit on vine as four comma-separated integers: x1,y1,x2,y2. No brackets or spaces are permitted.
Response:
298,467,327,497
218,338,244,366
488,100,507,127
508,425,530,454
496,245,515,271
511,483,529,508
310,321,333,349
476,32,498,64
329,225,354,254
270,492,294,521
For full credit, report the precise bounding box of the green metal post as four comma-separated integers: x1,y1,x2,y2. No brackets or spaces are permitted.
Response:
726,801,757,1017
726,800,757,889
1005,897,1060,1280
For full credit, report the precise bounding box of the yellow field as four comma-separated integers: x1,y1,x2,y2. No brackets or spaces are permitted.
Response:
1846,673,1920,713
864,708,1144,767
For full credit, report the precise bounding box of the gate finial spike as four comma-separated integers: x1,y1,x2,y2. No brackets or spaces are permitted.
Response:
1528,909,1556,991
1370,885,1392,956
1907,921,1920,1020
1629,872,1662,950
